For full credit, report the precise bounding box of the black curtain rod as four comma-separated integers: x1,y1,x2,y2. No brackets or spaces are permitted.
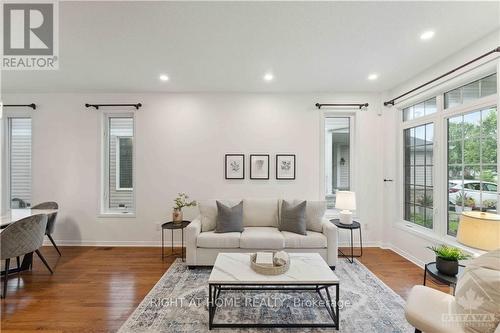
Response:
384,46,500,107
3,103,36,110
85,103,142,110
316,103,368,110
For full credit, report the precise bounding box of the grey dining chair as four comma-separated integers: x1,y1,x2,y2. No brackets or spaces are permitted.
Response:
31,202,61,256
1,214,53,298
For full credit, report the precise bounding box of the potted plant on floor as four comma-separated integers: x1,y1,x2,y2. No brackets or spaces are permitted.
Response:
172,193,197,223
427,244,470,276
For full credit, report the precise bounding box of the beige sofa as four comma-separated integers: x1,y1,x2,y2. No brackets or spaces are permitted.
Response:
185,199,338,267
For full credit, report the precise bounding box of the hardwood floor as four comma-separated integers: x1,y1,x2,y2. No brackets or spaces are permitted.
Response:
1,246,449,332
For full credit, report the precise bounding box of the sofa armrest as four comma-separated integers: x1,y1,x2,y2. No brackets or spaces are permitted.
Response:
322,218,338,267
185,217,201,265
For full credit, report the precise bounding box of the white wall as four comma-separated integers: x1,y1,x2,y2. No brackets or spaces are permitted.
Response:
1,92,384,247
380,30,500,267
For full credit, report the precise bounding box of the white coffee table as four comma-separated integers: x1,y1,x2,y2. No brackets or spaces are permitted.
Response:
208,252,340,330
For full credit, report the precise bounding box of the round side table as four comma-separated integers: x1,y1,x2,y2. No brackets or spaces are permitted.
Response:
330,219,362,263
161,221,190,262
423,262,465,295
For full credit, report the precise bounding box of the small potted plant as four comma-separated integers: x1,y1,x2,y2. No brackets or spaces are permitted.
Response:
427,244,470,276
172,193,197,223
454,193,474,213
482,199,497,212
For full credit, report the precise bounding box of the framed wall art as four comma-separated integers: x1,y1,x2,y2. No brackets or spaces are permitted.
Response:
250,154,270,180
276,154,296,180
225,154,245,179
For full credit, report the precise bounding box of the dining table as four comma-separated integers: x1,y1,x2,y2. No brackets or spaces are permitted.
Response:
1,208,58,274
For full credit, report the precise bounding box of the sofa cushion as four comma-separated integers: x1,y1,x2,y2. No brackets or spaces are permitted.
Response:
240,227,284,249
243,199,279,227
281,231,327,248
198,199,240,232
197,231,241,248
279,200,307,235
304,201,326,232
215,201,244,233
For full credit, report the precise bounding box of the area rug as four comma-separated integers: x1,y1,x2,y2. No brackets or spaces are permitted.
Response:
118,258,413,332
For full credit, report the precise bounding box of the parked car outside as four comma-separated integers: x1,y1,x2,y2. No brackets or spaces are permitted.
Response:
448,180,498,210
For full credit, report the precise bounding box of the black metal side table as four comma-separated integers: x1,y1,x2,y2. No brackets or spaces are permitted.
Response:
161,221,190,262
423,262,465,295
330,219,362,263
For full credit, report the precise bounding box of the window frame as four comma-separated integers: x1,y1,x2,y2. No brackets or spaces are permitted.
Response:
403,122,435,230
396,73,498,242
100,112,136,216
400,98,440,235
320,112,356,216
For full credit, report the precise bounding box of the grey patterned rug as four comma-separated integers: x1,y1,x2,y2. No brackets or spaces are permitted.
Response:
118,258,413,333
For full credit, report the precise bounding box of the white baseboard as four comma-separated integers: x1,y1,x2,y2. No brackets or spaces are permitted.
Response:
380,243,425,268
43,239,425,268
43,239,182,247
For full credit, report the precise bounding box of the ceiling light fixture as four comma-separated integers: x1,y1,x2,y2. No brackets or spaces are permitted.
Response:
420,30,435,41
159,74,169,82
367,73,378,81
263,73,274,82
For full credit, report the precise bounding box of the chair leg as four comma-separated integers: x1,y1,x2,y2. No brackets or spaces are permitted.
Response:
2,258,10,298
35,250,53,274
47,234,61,256
16,257,20,269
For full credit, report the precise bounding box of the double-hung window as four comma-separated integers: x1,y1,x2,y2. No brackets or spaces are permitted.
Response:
8,118,32,208
324,116,353,209
103,115,135,214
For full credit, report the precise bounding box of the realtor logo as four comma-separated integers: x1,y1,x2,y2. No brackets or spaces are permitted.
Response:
2,1,59,69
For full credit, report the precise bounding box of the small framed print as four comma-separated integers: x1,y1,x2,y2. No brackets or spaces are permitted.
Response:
276,154,296,180
250,154,270,180
225,154,245,179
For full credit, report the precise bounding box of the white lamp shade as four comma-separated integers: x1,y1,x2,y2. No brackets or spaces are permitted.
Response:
335,191,356,211
457,212,500,251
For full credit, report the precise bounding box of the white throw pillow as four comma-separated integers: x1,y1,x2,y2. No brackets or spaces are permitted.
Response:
293,200,326,232
198,200,217,232
198,199,240,232
243,199,279,227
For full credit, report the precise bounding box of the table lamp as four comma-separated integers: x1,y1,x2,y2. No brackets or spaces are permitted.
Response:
457,211,500,251
336,191,356,225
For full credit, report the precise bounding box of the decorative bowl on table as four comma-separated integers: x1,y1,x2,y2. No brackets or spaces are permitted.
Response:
250,251,290,275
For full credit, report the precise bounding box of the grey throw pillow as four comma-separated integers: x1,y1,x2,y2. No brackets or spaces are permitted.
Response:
279,200,307,235
215,201,244,233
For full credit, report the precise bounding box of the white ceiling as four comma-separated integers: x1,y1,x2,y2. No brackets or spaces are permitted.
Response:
2,1,499,93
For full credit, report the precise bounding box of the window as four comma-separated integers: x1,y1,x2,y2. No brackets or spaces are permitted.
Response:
444,74,497,109
404,123,434,229
447,107,497,236
403,97,437,121
104,116,134,214
116,137,133,190
324,117,351,209
8,118,32,208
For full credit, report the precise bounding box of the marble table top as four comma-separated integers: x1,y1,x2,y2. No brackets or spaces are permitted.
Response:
209,252,339,285
0,209,58,228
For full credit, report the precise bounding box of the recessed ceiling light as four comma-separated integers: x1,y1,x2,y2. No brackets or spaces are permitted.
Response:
159,74,169,81
420,30,435,41
263,73,274,81
367,73,378,81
